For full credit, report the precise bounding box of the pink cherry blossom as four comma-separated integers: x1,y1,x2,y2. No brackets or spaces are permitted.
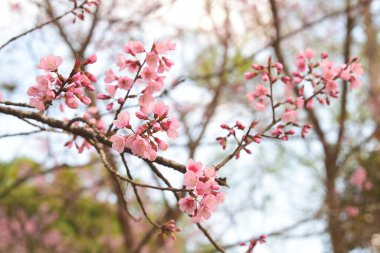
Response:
113,111,131,129
184,171,199,189
118,76,133,90
158,56,174,73
146,52,159,68
161,117,180,138
282,110,298,124
36,55,63,72
124,41,145,56
187,159,203,175
116,53,127,71
110,134,126,153
304,48,316,59
104,69,117,83
178,196,197,215
141,67,158,81
29,97,46,110
139,93,155,114
153,101,169,118
204,167,216,179
154,40,176,54
345,206,359,218
125,134,157,161
350,166,367,189
179,159,224,223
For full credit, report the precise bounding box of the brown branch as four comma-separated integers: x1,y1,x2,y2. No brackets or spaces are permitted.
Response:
0,130,44,139
0,1,89,51
334,0,355,163
0,104,187,173
119,153,161,229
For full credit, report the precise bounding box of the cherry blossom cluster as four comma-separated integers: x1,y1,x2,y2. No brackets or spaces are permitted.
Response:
216,49,363,159
178,160,225,223
28,54,97,110
244,48,363,118
216,121,261,158
105,40,179,160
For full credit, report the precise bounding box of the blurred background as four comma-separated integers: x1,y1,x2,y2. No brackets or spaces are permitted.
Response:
0,0,379,252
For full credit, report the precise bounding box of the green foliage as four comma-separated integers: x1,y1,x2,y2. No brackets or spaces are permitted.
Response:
0,158,125,253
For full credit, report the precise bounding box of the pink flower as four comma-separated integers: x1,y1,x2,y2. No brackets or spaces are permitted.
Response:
155,138,168,151
304,48,316,59
146,52,159,68
104,69,117,83
118,76,133,90
113,111,131,129
125,134,157,161
116,53,127,71
187,159,203,175
124,41,145,56
110,134,126,153
36,55,63,72
204,167,216,179
326,80,338,94
141,67,158,81
193,205,212,222
154,40,176,54
73,73,95,91
350,167,367,189
282,110,298,124
158,56,174,73
200,195,218,211
195,181,211,196
139,93,155,114
161,117,180,138
65,95,79,109
125,60,140,73
179,196,197,215
153,101,169,118
184,171,199,189
345,206,359,218
296,57,306,72
254,84,268,98
106,85,117,97
29,97,45,110
216,192,225,204
254,100,267,111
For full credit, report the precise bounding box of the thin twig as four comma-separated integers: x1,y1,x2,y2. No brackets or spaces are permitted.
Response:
0,1,89,51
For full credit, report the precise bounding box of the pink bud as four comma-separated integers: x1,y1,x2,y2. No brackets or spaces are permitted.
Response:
81,96,91,105
118,97,125,104
220,124,230,129
244,72,257,80
252,64,263,70
321,52,328,59
106,102,113,111
84,54,97,65
136,111,148,120
96,93,110,100
285,130,296,135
